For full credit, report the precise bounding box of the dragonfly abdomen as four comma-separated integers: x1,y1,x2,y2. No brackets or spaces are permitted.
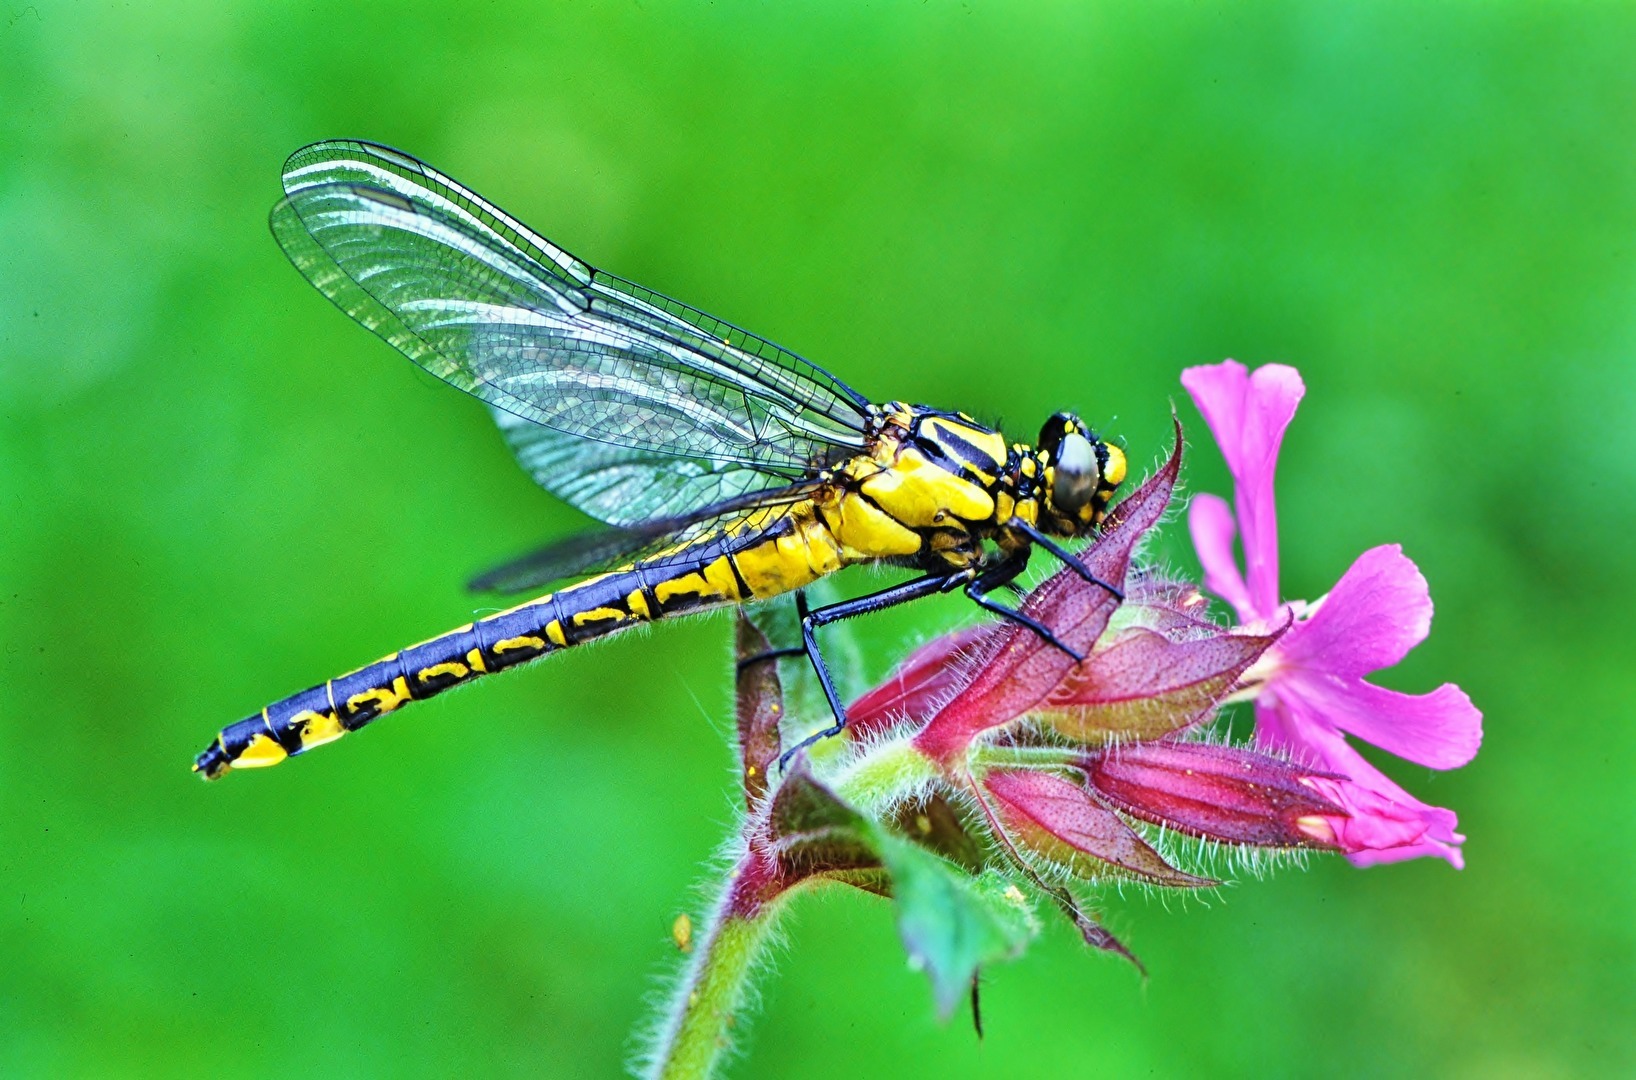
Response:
195,502,865,779
198,519,833,779
196,567,667,778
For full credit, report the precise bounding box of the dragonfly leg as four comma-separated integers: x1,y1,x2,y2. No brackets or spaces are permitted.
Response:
777,571,971,770
1007,518,1124,601
735,645,806,672
965,554,1085,662
738,589,815,671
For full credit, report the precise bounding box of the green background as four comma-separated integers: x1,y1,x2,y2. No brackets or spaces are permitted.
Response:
4,1,1632,1075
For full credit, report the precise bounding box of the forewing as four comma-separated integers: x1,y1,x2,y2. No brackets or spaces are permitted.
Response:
270,140,870,515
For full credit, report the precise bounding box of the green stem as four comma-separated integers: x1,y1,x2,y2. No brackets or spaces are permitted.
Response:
646,858,789,1080
826,734,937,812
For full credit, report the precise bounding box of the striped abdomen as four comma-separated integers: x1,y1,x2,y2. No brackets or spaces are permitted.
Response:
194,509,846,779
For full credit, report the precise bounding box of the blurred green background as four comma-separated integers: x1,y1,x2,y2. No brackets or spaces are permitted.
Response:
3,1,1632,1075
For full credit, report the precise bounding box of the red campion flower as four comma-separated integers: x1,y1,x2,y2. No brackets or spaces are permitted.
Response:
651,379,1482,1064
1182,361,1483,867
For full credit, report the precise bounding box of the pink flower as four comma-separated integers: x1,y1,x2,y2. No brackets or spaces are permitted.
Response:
1182,360,1483,868
847,430,1345,898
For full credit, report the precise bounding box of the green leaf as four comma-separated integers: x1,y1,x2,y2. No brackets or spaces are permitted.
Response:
869,827,1038,1018
763,768,1037,1017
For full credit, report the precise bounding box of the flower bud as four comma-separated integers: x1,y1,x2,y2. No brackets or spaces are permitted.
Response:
1081,741,1345,849
983,768,1216,887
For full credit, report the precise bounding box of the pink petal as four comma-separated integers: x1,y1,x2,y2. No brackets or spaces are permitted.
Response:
1181,361,1304,615
1180,361,1253,464
1273,670,1483,770
1249,690,1306,758
1282,545,1433,679
1315,773,1468,869
1186,493,1256,622
1254,697,1466,868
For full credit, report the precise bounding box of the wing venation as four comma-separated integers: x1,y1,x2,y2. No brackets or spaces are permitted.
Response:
270,139,872,525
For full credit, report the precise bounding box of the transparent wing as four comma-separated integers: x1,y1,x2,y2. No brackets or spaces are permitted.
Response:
269,139,872,520
491,406,782,527
469,524,664,594
470,487,816,595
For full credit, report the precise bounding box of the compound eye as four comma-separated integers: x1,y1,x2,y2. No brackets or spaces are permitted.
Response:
1051,430,1101,519
1038,412,1074,457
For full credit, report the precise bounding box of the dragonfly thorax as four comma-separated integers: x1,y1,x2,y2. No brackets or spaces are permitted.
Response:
845,404,1125,571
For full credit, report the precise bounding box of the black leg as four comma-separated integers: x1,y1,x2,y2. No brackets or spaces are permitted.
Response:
1007,518,1124,601
966,556,1085,662
735,645,806,672
777,571,971,770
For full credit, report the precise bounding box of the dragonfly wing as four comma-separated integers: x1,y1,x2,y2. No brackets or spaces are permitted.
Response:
491,406,775,527
470,485,818,594
270,140,871,522
468,522,667,594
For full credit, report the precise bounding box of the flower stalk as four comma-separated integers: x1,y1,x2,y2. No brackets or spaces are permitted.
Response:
646,854,790,1080
644,599,888,1077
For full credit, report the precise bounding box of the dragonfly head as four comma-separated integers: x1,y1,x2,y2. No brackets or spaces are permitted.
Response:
1036,412,1125,535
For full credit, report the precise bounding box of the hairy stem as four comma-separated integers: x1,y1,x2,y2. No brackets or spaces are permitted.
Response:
645,855,789,1080
827,734,938,812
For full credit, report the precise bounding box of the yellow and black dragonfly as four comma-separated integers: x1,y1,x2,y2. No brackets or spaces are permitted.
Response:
194,140,1127,780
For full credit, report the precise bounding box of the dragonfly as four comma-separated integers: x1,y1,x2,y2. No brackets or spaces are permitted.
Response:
193,140,1127,780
